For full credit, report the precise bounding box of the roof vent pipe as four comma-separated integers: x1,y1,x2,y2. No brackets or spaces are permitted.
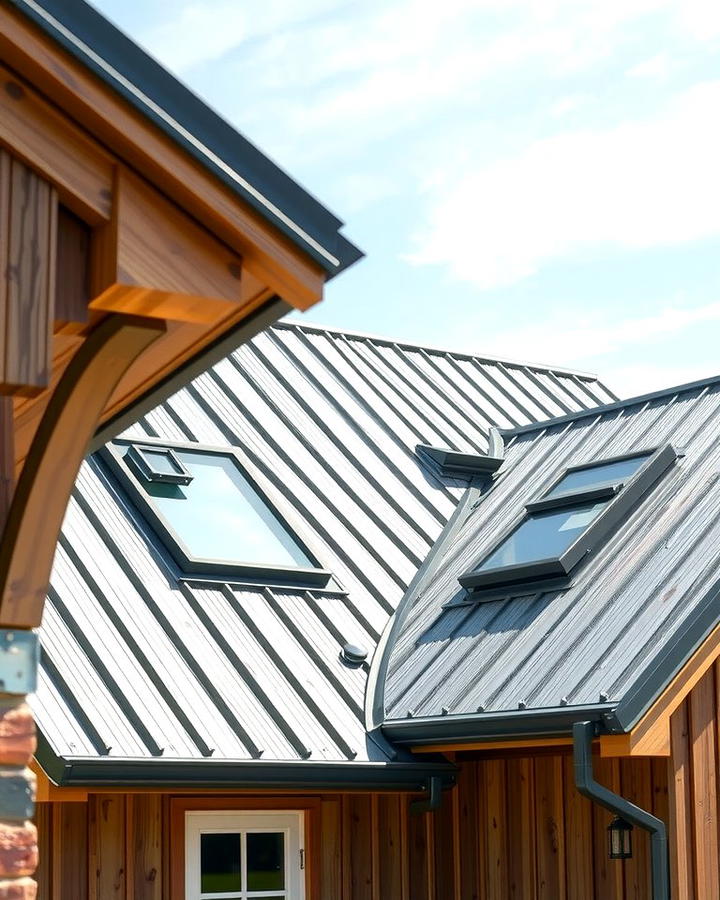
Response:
340,643,367,667
572,721,669,900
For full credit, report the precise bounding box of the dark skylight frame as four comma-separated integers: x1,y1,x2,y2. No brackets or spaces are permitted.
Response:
459,445,679,595
101,439,331,587
124,444,193,486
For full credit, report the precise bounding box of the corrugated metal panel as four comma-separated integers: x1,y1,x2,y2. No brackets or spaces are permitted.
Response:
383,379,720,729
34,320,615,767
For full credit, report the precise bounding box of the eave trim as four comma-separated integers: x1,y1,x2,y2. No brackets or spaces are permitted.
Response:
382,703,617,746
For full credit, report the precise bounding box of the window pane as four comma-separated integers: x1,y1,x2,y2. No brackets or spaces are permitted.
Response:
146,451,313,568
200,832,241,893
476,501,608,571
247,832,285,891
546,454,651,498
142,448,183,476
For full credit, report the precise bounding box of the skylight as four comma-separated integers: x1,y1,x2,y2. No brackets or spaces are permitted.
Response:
459,446,678,597
103,440,330,586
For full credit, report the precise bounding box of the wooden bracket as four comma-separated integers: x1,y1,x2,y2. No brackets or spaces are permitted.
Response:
0,314,164,627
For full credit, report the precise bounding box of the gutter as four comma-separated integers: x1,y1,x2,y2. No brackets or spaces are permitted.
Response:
573,721,669,900
35,742,456,795
382,703,616,746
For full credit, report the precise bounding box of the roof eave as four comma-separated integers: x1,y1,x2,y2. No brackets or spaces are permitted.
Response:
382,703,618,747
37,752,457,794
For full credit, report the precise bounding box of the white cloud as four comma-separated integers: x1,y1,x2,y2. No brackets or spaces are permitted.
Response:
603,361,717,398
473,301,720,379
626,53,672,79
407,81,720,289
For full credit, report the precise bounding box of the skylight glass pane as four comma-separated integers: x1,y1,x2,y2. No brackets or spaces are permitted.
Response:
142,448,183,476
546,454,651,498
147,451,313,568
476,500,608,571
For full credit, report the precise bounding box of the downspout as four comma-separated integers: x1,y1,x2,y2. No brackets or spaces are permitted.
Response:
409,775,443,815
573,722,669,900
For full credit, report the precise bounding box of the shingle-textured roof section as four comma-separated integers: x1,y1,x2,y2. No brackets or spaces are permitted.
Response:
34,321,616,774
382,376,720,740
11,0,361,275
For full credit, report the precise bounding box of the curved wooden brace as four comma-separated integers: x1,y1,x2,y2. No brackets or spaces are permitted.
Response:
0,314,164,627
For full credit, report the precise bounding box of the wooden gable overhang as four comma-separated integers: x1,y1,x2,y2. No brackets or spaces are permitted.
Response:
0,0,360,628
0,3,360,893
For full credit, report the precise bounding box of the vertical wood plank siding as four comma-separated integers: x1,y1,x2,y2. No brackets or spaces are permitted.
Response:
0,150,57,396
34,664,720,900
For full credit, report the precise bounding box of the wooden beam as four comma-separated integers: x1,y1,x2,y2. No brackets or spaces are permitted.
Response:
0,152,57,397
55,207,90,332
0,6,327,311
90,167,245,324
0,65,112,224
0,314,164,627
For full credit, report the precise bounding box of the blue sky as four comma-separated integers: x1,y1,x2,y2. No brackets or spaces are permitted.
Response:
94,0,720,397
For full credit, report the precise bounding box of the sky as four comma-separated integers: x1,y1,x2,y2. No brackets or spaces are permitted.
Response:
93,0,720,398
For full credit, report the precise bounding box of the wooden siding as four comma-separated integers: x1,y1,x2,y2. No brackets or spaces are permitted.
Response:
0,150,57,397
34,758,667,900
35,660,720,900
669,662,720,900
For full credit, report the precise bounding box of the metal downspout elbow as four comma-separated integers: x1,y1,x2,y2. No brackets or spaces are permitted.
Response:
572,721,669,900
409,775,443,815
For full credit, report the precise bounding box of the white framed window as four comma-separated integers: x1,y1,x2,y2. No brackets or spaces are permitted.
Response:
185,810,305,900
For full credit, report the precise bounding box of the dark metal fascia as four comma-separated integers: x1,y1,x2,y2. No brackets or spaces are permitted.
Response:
9,1,363,275
382,703,617,746
613,576,720,732
91,297,290,450
502,374,720,438
35,742,456,793
367,482,485,731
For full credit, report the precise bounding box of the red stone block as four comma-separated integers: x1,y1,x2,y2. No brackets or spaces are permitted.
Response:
0,823,37,877
0,877,36,899
0,707,35,767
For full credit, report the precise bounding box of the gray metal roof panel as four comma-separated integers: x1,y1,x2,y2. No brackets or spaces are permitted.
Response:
35,321,615,779
382,379,720,738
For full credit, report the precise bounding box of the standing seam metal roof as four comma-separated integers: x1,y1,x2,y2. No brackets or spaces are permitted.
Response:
381,376,720,741
34,321,616,777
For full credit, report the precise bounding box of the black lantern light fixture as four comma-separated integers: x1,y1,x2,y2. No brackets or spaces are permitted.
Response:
608,816,633,859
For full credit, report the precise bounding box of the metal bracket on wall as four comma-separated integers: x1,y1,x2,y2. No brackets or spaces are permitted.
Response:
0,629,38,695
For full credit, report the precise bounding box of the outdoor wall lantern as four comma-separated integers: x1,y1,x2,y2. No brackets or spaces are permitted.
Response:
608,816,633,859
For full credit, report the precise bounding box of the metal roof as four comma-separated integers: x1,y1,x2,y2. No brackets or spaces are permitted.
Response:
34,321,616,785
10,0,362,275
380,375,720,744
